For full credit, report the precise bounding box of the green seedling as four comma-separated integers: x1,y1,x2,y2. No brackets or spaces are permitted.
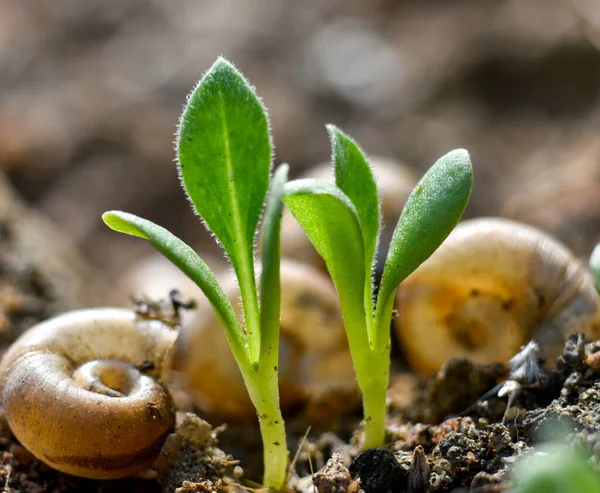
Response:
283,128,472,448
102,58,288,489
591,243,600,293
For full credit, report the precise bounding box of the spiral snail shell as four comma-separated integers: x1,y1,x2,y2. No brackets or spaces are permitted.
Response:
395,217,600,375
0,308,177,479
175,259,357,419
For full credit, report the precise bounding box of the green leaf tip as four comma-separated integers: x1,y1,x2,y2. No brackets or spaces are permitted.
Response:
102,211,148,240
378,147,472,313
177,55,272,363
326,124,379,259
212,55,235,70
196,57,253,95
177,54,272,261
326,125,380,331
442,147,470,165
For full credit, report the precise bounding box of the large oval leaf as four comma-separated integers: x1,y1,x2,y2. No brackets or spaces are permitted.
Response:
177,58,272,258
375,149,472,341
177,57,271,360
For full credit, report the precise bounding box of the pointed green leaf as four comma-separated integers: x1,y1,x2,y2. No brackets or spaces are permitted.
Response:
177,57,271,259
102,211,247,358
282,179,369,347
328,125,380,329
591,243,600,293
259,164,288,364
328,125,380,277
376,149,472,343
177,57,271,361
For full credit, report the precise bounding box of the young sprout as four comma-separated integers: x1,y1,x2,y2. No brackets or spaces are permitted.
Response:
283,127,472,448
102,58,288,489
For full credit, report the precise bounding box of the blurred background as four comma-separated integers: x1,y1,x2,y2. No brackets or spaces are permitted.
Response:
1,0,600,300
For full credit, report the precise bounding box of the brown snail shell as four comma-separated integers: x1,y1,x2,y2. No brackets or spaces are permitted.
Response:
175,259,357,419
0,308,177,479
281,156,418,271
395,217,600,375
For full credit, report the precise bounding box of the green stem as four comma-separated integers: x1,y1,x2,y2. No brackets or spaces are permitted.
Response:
352,288,396,447
237,262,261,364
243,363,287,489
374,287,397,355
355,348,390,448
364,268,376,349
338,294,389,448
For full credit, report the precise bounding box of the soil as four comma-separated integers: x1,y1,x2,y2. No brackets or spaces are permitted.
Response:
0,158,599,493
2,267,600,493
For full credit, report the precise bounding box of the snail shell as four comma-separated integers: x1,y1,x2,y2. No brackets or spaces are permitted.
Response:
175,259,357,419
395,218,600,375
0,308,177,479
281,157,417,271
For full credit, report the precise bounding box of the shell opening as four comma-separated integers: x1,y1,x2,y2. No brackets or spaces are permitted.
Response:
73,360,141,398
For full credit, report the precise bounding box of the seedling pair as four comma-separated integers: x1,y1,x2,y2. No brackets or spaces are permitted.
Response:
103,57,472,489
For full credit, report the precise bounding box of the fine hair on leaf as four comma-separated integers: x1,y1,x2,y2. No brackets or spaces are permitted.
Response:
103,57,288,490
284,127,473,448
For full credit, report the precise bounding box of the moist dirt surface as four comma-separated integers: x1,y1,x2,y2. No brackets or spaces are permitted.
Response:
0,184,598,491
0,157,598,492
2,286,600,493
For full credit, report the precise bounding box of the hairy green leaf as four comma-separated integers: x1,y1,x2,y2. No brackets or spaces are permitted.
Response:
376,149,472,331
283,179,368,346
259,164,288,363
177,57,271,361
328,125,379,328
177,57,271,260
328,125,380,277
102,211,247,356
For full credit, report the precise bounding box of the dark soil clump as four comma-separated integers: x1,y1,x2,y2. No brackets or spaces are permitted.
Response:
298,334,600,493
